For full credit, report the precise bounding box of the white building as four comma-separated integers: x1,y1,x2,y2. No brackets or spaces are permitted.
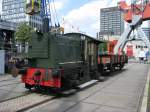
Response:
98,6,124,39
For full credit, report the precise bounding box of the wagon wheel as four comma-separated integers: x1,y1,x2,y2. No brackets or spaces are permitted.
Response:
95,71,101,81
110,64,115,72
119,63,124,70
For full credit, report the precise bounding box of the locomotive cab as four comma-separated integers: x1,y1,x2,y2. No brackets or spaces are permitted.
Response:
26,0,41,15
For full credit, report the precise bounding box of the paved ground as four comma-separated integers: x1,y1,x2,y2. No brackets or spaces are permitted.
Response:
0,62,149,112
0,75,28,102
27,63,149,112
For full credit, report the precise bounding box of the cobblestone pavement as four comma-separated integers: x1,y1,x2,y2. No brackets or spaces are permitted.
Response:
0,93,54,112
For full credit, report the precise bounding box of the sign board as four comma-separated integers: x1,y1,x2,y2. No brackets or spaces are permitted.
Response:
0,50,5,74
127,45,133,57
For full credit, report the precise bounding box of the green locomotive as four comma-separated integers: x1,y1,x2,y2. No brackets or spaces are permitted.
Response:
11,0,128,92
11,0,102,91
19,31,101,90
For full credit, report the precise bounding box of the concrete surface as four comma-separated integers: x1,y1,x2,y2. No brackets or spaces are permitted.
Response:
27,63,149,112
0,75,28,102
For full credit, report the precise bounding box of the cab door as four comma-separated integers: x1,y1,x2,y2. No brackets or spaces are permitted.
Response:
88,42,98,69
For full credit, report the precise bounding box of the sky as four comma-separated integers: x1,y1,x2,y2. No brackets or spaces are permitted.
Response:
0,0,149,37
0,0,2,15
52,0,129,36
52,0,149,37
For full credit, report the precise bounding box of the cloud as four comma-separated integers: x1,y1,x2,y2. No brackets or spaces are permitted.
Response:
50,0,69,10
52,1,64,10
108,0,131,7
48,1,64,11
0,0,2,14
63,0,109,37
63,0,149,37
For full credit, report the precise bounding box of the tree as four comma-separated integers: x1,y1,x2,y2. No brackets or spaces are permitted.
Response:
15,23,34,43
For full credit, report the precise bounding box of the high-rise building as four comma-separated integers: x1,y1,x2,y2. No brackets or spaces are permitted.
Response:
142,28,150,41
97,7,124,40
2,0,42,30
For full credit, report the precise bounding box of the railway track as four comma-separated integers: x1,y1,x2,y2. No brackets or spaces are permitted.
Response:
0,92,31,103
0,93,57,112
0,75,20,82
0,81,21,87
0,78,16,82
0,75,28,104
0,75,21,86
0,76,13,81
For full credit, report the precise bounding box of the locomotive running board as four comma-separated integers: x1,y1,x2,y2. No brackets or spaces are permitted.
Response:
62,89,77,95
77,80,98,89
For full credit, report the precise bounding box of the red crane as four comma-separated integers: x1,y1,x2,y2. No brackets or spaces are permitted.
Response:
118,0,150,22
114,0,150,54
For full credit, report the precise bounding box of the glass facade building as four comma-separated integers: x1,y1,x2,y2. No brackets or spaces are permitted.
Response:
100,7,124,36
2,0,42,30
142,28,150,41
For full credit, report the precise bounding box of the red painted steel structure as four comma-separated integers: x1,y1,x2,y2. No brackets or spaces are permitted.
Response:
118,0,150,23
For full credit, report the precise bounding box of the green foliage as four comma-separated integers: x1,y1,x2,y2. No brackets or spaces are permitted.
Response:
15,23,33,43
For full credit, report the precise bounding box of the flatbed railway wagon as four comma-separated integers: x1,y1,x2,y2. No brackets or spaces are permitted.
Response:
98,40,128,75
12,32,102,91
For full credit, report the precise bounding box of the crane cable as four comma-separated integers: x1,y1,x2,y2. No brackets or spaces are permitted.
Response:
52,0,60,27
49,0,60,27
50,0,57,27
47,0,53,27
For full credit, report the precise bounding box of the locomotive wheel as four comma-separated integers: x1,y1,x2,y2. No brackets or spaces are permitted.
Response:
99,65,104,75
34,85,43,91
92,71,101,81
95,72,101,81
25,84,33,91
61,77,76,90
